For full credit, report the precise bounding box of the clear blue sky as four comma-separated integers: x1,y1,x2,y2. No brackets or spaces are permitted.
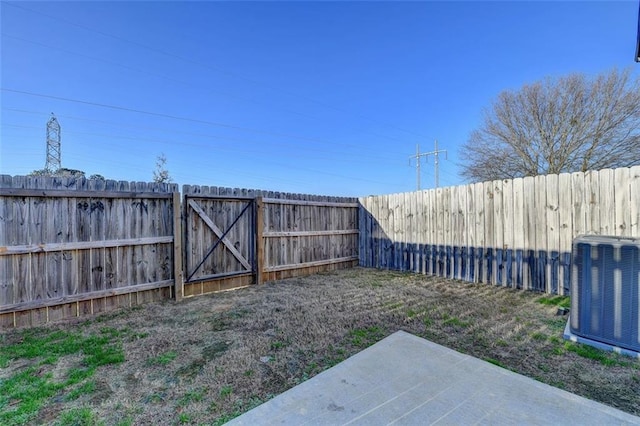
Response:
1,1,638,196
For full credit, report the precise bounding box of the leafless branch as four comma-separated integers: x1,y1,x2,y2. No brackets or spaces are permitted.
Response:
461,68,640,182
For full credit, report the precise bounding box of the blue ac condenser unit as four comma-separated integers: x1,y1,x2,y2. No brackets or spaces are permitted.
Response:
570,236,640,354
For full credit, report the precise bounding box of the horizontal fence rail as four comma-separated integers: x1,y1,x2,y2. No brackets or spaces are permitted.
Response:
359,166,640,295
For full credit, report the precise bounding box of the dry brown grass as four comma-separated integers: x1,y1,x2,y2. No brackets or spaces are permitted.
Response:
2,268,639,425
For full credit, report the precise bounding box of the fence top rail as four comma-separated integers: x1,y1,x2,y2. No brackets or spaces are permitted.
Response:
0,188,175,199
261,198,359,208
1,175,178,192
185,194,255,201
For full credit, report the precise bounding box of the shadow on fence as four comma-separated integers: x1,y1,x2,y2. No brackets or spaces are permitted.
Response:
360,219,571,295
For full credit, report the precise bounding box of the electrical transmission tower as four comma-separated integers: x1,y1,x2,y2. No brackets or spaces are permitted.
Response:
408,140,447,190
45,113,61,172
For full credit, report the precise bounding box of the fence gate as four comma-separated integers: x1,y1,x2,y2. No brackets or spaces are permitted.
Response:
183,195,256,297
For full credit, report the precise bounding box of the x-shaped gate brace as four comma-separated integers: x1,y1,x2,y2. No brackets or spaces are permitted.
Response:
186,197,255,282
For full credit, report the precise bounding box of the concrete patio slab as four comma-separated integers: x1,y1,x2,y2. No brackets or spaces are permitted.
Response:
229,331,640,425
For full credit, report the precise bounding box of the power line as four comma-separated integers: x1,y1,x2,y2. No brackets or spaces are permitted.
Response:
2,32,407,145
1,89,407,162
4,2,428,140
3,122,406,189
2,110,402,164
1,88,379,150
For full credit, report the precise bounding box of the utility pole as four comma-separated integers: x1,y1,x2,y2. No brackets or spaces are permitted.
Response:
432,139,447,188
45,113,61,173
409,144,422,190
408,140,447,190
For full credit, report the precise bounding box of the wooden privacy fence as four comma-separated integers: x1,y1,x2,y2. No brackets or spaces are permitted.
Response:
0,177,358,328
0,176,178,328
359,166,640,295
181,185,359,298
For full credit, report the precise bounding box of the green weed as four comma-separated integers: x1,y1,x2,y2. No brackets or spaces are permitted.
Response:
484,357,506,368
146,351,178,366
407,308,432,321
115,418,133,426
219,385,233,398
177,413,192,424
56,407,99,426
145,393,166,404
531,332,547,341
177,389,205,407
212,413,238,426
319,345,348,371
303,361,319,378
543,318,567,333
368,279,384,288
270,341,286,350
0,328,125,425
349,326,386,348
65,380,97,401
0,367,56,425
537,295,570,309
422,316,433,327
563,342,627,366
443,316,472,328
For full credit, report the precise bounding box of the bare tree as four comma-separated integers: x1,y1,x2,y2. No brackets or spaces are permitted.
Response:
153,153,172,184
460,68,640,182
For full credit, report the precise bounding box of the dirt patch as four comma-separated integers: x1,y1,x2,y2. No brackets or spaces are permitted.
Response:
2,268,639,424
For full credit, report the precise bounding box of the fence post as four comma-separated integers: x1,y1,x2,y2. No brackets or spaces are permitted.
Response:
255,196,265,284
172,191,184,301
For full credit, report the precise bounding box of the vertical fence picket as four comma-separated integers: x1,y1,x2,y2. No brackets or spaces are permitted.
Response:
474,183,485,283
450,185,460,279
599,169,615,236
465,183,474,282
502,179,514,288
545,174,560,294
484,183,495,284
512,178,524,289
522,176,536,291
571,172,586,238
614,168,631,237
630,166,640,237
534,175,547,292
494,180,505,287
557,173,572,295
585,171,601,235
428,189,437,275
